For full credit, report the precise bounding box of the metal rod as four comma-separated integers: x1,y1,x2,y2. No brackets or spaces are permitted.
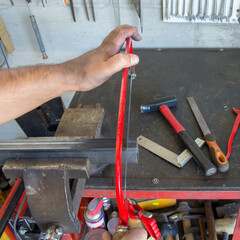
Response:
84,0,90,21
0,39,10,69
91,0,96,21
29,15,48,59
69,0,76,22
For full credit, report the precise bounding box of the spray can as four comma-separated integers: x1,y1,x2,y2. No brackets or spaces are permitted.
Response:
84,198,105,230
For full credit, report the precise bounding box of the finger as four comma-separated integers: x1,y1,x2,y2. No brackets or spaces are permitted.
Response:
102,231,112,240
105,25,142,43
115,24,142,41
105,53,139,76
122,228,148,240
101,25,142,55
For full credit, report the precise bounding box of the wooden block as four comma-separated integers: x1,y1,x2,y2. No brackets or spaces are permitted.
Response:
0,16,15,54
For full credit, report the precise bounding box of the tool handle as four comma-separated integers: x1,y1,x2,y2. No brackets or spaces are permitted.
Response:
198,218,207,240
139,213,161,239
159,105,185,133
178,131,217,176
205,133,229,172
204,200,218,240
159,105,216,176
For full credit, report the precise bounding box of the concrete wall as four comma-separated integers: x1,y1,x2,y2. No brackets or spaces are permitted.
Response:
0,0,239,139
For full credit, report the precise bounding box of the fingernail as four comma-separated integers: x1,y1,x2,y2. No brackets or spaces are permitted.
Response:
131,54,139,65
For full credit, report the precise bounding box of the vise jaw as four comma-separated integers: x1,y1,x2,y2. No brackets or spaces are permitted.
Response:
3,158,90,234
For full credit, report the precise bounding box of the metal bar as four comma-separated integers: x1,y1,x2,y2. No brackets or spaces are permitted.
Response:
83,0,90,21
0,138,134,149
186,97,211,136
82,189,240,199
0,39,10,69
0,138,138,165
29,15,48,59
91,0,96,21
69,0,76,22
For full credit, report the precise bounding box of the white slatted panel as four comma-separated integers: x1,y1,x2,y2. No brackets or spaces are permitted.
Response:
163,0,240,23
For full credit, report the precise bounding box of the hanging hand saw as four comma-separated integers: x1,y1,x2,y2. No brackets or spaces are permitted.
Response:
114,38,160,239
132,0,143,33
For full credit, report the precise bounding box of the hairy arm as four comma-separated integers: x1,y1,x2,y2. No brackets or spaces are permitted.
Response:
0,64,73,125
0,25,141,125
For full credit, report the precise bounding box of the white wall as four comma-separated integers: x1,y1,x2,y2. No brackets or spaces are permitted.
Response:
0,0,239,139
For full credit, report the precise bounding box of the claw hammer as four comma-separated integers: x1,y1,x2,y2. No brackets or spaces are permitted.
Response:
141,96,217,176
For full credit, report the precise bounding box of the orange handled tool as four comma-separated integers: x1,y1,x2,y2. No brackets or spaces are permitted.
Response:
187,97,229,172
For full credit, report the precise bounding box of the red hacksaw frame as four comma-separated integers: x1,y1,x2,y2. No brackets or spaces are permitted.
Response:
115,38,133,226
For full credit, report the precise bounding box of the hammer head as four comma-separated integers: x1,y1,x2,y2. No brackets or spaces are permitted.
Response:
141,96,177,114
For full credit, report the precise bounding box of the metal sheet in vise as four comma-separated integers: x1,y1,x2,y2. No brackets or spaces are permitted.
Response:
0,138,138,166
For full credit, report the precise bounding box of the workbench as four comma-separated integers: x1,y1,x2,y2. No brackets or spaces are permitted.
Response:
76,49,240,238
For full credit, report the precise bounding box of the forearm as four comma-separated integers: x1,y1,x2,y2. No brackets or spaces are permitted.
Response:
0,25,141,125
0,64,76,125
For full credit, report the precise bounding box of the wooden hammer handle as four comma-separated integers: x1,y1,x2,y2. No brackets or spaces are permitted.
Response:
204,200,218,240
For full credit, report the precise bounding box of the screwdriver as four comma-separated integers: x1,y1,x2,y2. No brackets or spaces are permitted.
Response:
187,96,229,172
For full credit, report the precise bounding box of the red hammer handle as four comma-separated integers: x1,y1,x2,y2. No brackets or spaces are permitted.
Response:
159,105,185,133
159,104,217,176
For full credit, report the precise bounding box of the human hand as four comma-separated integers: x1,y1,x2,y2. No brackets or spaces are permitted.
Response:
63,25,141,92
102,228,148,240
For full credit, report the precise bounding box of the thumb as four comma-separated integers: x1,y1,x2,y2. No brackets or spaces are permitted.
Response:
102,231,112,240
105,53,139,76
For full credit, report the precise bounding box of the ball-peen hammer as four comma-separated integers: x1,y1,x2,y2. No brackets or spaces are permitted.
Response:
141,96,217,176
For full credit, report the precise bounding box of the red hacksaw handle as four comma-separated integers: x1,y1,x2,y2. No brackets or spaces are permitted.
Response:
226,113,240,159
115,38,133,226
